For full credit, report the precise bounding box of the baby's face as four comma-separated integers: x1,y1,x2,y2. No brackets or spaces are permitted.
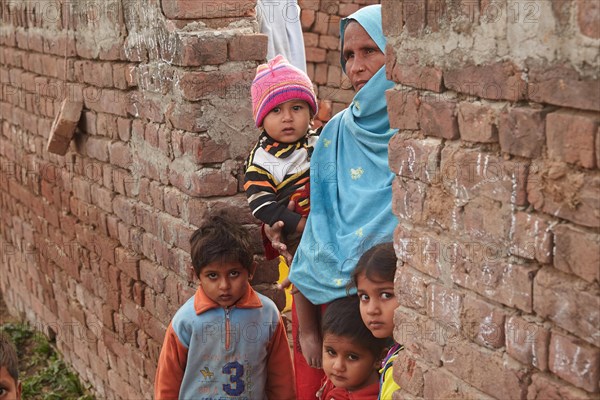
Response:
261,100,312,143
0,367,21,400
322,333,378,391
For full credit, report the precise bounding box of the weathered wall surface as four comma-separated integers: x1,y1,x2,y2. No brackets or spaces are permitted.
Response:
383,0,600,398
300,0,380,121
0,0,275,398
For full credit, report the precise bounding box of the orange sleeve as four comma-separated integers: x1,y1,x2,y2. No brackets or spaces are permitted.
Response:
265,316,296,400
154,323,188,400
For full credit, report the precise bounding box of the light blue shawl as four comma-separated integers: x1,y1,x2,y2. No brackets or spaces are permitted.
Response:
289,5,398,304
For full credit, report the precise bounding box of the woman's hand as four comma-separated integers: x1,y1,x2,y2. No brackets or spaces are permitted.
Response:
298,327,322,369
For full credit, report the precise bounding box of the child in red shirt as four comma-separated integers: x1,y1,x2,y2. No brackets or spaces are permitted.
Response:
318,296,389,400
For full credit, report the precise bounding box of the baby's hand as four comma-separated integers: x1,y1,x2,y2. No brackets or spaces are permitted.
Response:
277,277,291,290
265,221,292,263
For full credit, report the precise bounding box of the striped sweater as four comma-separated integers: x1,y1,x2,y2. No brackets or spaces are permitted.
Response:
244,130,319,234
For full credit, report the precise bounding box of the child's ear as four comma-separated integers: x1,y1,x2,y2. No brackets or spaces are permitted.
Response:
191,265,200,281
16,381,22,399
248,261,258,280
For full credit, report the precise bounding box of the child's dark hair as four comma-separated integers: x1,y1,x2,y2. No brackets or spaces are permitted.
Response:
189,210,254,277
321,296,388,358
0,333,19,382
350,242,397,289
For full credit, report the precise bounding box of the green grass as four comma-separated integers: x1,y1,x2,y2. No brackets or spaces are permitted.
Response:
0,323,95,400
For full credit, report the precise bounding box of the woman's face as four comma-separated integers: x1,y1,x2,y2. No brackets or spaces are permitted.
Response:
343,21,386,91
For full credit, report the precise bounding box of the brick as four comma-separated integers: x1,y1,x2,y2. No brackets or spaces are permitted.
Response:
228,34,268,61
140,259,169,294
499,107,548,158
72,176,92,203
457,102,500,143
47,99,82,155
168,158,238,197
298,0,319,11
319,34,339,50
83,87,128,117
534,268,600,348
445,61,527,102
528,65,600,112
182,135,230,164
108,141,132,169
441,144,529,206
145,123,159,149
314,63,327,85
163,187,183,218
427,284,462,328
116,117,131,142
313,11,332,35
320,86,354,104
391,307,447,365
553,224,600,284
452,254,538,312
91,184,114,213
528,161,600,228
179,69,252,101
301,9,316,29
388,48,444,92
326,65,342,87
161,0,256,19
549,332,600,393
302,32,319,48
505,315,550,371
389,136,442,183
386,89,420,130
112,63,128,90
396,267,433,314
423,368,495,400
393,351,425,396
392,177,427,224
528,373,596,400
382,0,403,36
403,0,427,35
419,95,459,140
462,295,506,349
166,102,208,132
442,339,529,398
305,47,327,63
395,227,442,279
84,136,109,162
546,110,598,169
113,196,136,226
133,281,145,306
578,0,600,38
597,126,600,169
96,113,118,139
77,60,113,88
509,211,554,265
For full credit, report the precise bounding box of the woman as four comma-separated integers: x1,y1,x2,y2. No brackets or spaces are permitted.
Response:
267,5,398,397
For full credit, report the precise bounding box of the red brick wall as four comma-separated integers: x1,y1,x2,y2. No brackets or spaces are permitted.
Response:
0,0,279,398
384,0,600,398
300,0,380,122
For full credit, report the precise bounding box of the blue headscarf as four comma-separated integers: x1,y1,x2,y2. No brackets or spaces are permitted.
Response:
289,5,398,304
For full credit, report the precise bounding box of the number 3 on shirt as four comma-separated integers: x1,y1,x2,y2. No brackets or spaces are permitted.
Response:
222,361,245,396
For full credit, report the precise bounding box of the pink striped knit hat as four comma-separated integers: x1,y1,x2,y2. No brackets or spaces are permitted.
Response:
251,55,318,128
